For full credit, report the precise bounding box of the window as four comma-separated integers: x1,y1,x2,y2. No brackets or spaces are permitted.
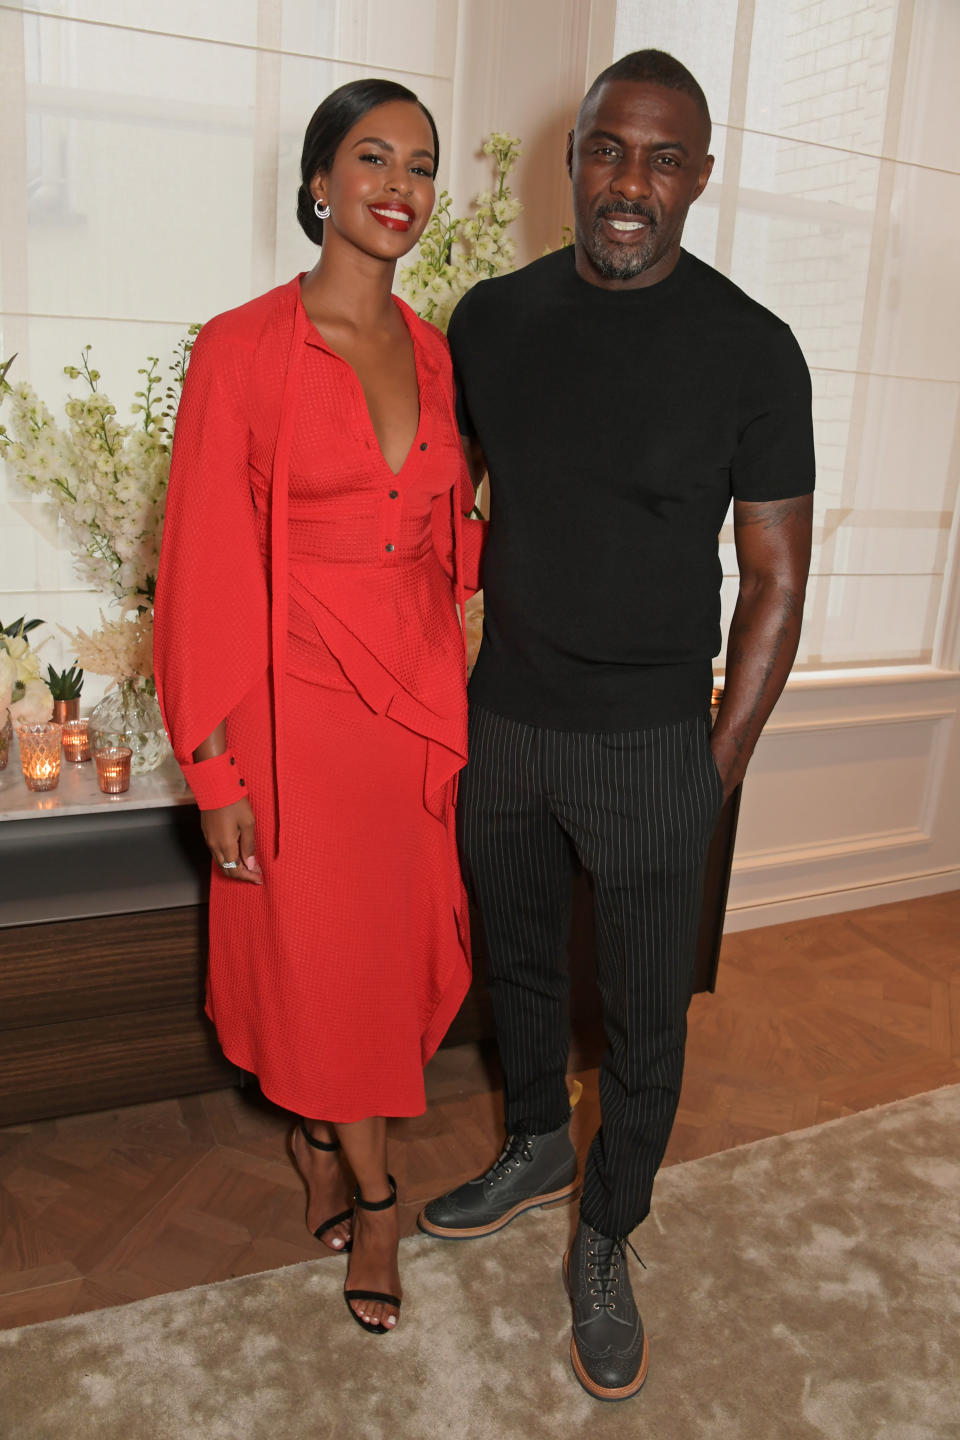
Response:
613,0,960,670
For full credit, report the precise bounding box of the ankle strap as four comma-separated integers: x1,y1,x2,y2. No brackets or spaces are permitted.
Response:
354,1174,398,1211
299,1119,339,1153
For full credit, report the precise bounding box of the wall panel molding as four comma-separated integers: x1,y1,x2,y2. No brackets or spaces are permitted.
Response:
726,672,960,929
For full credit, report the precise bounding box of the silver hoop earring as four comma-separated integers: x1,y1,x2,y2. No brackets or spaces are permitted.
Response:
314,199,331,221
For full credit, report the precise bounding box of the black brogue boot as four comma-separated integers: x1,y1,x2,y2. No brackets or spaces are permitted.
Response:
563,1218,648,1402
417,1123,579,1238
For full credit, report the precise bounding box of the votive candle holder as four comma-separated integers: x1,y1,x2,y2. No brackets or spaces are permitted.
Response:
95,745,132,794
17,722,62,791
61,718,92,763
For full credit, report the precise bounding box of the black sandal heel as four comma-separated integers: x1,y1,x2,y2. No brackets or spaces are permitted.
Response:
296,1119,353,1254
344,1175,401,1335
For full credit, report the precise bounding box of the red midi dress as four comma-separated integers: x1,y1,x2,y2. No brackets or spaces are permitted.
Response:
154,278,484,1121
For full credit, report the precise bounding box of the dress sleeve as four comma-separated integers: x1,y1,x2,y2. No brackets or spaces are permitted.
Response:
446,292,477,438
431,458,486,600
429,328,487,597
153,320,270,785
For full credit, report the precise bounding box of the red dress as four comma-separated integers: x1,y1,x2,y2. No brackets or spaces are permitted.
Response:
154,278,484,1121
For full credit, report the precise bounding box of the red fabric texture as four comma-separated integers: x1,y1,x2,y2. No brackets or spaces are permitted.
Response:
178,749,246,811
154,277,485,1120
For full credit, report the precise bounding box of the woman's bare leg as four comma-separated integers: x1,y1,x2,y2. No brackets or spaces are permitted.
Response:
335,1116,401,1330
290,1117,353,1251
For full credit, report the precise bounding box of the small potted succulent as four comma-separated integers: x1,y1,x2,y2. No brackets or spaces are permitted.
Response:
47,662,84,725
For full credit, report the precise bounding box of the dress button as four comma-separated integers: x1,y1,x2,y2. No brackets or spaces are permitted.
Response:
385,543,395,553
389,489,399,499
419,441,428,451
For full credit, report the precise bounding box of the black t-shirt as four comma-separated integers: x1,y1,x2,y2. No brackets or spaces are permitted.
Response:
448,246,815,729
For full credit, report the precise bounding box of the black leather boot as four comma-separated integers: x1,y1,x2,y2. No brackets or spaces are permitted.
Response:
563,1218,648,1401
417,1122,579,1238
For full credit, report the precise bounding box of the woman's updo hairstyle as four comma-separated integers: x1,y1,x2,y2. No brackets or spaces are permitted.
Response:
297,78,440,246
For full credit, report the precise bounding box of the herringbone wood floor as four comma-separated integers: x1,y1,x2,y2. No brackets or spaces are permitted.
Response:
1,890,957,1330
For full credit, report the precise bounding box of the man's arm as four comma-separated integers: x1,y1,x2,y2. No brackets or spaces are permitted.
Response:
710,493,813,798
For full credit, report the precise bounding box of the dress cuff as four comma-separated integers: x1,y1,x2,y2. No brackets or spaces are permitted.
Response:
179,749,247,810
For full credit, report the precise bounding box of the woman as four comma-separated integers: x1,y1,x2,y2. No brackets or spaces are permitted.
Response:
154,79,484,1336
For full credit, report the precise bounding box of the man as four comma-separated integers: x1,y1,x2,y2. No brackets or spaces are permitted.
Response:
419,50,814,1402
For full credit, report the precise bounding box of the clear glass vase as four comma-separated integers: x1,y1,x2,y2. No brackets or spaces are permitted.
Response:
0,714,12,770
89,678,170,775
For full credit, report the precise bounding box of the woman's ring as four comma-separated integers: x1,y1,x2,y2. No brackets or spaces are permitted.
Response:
221,860,239,871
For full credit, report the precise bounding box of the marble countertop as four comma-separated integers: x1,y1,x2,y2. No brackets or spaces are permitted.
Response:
0,751,193,822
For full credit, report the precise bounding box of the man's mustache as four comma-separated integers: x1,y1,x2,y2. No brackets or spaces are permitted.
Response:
594,203,658,228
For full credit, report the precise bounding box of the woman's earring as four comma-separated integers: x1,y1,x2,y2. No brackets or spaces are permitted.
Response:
314,198,331,221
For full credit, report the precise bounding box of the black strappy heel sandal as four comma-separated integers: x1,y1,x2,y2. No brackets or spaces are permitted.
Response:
295,1120,353,1254
343,1175,402,1335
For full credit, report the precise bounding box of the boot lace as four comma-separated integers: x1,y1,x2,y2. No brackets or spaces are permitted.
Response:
484,1133,535,1185
586,1232,646,1312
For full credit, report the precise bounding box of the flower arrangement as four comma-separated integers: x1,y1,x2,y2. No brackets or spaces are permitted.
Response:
1,332,198,773
0,618,54,758
0,335,196,609
400,133,523,332
68,611,154,685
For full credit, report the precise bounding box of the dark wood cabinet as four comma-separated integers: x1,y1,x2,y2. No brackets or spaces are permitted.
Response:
0,785,740,1126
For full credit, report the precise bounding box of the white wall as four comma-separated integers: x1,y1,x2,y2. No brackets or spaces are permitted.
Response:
726,668,960,927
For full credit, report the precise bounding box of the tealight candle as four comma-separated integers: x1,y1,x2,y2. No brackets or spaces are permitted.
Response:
95,745,132,794
61,718,92,763
17,722,62,792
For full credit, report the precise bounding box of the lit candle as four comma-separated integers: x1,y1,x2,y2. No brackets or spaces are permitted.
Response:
95,745,132,794
17,722,62,792
61,718,92,763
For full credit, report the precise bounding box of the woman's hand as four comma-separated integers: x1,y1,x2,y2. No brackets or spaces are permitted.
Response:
200,798,262,885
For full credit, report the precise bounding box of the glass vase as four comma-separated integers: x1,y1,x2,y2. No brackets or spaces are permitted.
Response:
0,714,12,770
89,679,170,775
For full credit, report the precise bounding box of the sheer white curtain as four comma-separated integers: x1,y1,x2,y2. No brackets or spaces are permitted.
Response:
614,0,960,672
0,0,455,689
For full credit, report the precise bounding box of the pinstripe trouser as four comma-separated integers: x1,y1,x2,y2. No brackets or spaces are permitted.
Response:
457,705,725,1238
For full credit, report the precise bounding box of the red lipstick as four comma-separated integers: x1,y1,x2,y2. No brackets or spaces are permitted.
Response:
369,202,415,231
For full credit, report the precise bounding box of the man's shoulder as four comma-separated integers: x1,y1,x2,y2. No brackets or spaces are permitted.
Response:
682,252,792,338
452,249,572,326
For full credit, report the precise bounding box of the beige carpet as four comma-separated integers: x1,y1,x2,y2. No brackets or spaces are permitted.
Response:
2,1085,958,1440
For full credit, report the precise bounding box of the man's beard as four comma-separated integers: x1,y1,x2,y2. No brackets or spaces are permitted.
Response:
584,203,659,280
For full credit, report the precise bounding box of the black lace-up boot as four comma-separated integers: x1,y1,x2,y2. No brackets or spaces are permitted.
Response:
563,1218,648,1401
417,1122,579,1238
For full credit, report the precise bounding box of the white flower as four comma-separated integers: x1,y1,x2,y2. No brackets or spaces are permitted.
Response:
0,650,16,713
399,130,523,332
63,611,154,682
0,337,190,614
9,677,54,725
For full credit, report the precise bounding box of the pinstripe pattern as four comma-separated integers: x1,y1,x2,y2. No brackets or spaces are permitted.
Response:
458,705,724,1238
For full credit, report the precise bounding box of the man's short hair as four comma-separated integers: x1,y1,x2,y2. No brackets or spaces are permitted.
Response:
582,49,711,141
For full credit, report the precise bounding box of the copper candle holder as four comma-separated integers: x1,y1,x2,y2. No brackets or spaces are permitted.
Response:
17,722,62,791
95,745,132,794
61,718,92,763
